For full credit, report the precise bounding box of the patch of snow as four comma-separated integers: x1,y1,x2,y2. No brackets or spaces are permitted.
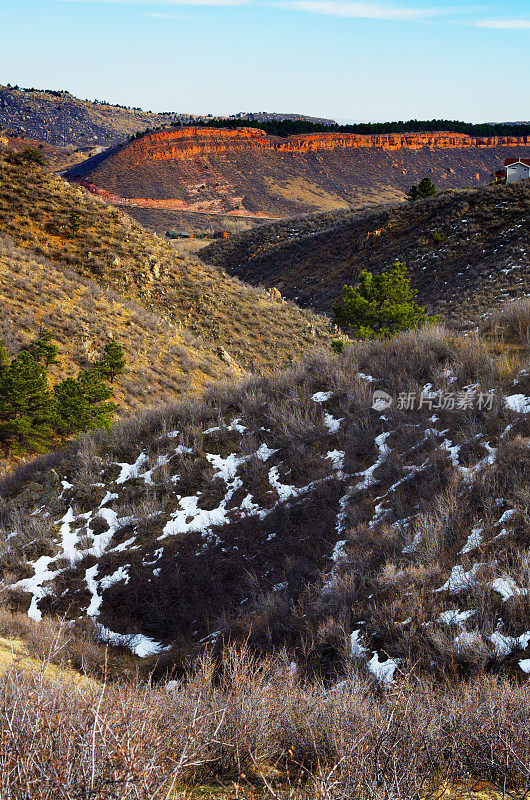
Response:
489,577,527,602
206,452,244,481
256,443,277,461
312,391,333,403
367,652,400,686
438,609,475,625
355,432,391,490
161,492,233,538
505,395,530,413
112,536,137,553
96,624,165,657
323,411,343,433
100,565,129,590
437,564,481,594
350,629,368,657
99,490,118,508
326,450,345,473
240,494,260,513
519,659,530,674
441,439,460,468
459,528,483,555
497,509,516,526
490,631,517,657
268,466,301,502
331,539,347,562
227,418,247,433
15,556,58,621
116,452,149,484
91,507,120,554
86,565,102,616
58,507,81,561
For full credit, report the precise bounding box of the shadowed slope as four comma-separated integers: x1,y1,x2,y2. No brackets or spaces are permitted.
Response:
201,182,530,326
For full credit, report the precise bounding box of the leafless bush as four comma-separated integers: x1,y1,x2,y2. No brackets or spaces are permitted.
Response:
481,297,530,348
0,643,529,799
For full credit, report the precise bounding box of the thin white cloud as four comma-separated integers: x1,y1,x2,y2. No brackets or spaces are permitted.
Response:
143,9,213,15
56,0,247,6
278,1,444,20
475,19,530,29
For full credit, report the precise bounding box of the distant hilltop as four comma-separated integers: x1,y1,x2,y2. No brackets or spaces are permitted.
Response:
232,111,337,125
0,84,336,148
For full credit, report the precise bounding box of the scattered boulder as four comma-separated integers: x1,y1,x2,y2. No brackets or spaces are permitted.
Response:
268,287,283,303
216,346,240,372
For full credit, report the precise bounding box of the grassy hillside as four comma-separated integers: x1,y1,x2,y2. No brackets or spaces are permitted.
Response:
201,182,530,326
2,320,529,683
0,154,333,378
0,237,233,410
0,85,187,147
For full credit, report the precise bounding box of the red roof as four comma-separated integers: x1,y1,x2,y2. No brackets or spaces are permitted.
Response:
504,157,530,167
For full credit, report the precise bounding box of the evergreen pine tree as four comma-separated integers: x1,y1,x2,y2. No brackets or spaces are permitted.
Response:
333,262,438,339
0,351,57,455
100,338,125,383
55,368,118,434
407,178,436,201
417,177,437,198
26,329,59,367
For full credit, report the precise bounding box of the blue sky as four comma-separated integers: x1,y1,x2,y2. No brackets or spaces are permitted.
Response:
0,0,529,122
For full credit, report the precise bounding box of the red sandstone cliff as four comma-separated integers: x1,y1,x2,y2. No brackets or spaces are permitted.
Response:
118,127,530,166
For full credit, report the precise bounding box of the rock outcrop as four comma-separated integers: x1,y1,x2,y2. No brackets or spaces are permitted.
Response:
117,127,530,165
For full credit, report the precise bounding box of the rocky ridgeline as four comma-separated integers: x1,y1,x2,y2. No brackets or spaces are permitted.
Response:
118,127,530,164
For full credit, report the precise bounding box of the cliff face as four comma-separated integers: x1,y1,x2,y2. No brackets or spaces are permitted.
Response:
120,127,530,165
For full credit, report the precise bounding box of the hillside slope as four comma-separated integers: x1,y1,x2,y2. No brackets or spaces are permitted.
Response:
0,154,333,376
0,237,234,413
0,86,187,147
201,182,530,326
2,326,529,682
65,126,530,216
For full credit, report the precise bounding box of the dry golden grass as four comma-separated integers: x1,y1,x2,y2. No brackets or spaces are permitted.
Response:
262,177,350,211
0,155,335,376
0,239,233,412
0,636,99,688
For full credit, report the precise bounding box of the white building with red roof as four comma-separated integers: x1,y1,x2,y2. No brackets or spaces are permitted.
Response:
504,157,530,184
